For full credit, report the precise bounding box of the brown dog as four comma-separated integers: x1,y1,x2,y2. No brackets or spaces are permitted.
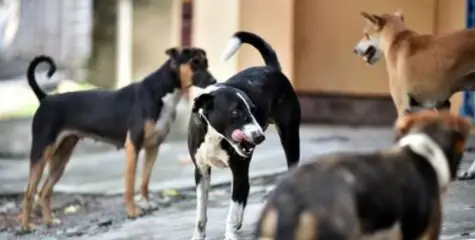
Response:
254,110,470,240
353,10,475,117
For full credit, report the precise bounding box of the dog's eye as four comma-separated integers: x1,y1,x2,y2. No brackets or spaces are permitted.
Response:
191,58,200,65
232,109,241,117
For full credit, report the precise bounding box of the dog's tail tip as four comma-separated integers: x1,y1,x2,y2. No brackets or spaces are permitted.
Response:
27,55,56,100
220,36,242,63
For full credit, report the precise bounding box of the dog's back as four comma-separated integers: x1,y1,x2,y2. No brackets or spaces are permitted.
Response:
255,150,426,240
256,168,360,240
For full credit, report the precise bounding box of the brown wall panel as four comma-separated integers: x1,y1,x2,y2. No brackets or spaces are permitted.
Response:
294,0,436,95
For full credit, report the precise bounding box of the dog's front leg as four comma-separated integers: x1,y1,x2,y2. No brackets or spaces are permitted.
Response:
136,144,159,211
124,132,142,219
225,158,251,240
192,165,211,240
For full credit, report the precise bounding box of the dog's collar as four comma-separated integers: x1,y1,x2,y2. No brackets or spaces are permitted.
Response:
398,133,450,189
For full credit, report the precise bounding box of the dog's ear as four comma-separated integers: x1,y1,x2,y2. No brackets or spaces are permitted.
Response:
394,9,404,21
192,93,214,113
361,12,383,27
198,49,206,57
165,47,180,59
453,116,472,153
394,114,415,141
451,116,472,139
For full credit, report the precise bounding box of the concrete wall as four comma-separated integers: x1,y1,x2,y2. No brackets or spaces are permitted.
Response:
294,0,437,95
192,0,293,82
435,0,465,113
193,0,467,114
14,0,91,66
0,0,92,80
132,0,181,80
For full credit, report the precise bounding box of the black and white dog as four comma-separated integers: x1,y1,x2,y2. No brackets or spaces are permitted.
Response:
188,31,301,240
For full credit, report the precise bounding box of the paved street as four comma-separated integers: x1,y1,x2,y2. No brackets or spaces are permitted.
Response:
1,125,475,239
76,176,475,240
0,125,394,195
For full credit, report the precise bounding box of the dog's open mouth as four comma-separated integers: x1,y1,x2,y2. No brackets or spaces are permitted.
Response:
239,141,255,154
230,129,256,157
230,140,256,157
363,46,377,64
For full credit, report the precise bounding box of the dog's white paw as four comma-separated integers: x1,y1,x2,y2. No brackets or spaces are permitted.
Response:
224,231,238,240
458,170,475,181
191,233,205,240
134,195,158,211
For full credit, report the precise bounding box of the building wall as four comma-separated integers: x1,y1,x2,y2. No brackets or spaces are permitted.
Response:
294,0,437,95
132,0,180,80
13,0,92,68
435,0,465,113
193,0,466,124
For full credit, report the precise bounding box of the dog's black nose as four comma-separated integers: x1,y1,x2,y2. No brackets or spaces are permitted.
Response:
353,48,359,54
254,134,265,145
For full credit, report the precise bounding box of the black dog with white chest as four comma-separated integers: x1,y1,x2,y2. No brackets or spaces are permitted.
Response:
188,31,301,240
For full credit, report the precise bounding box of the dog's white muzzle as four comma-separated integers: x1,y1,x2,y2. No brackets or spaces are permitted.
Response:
353,38,382,65
242,123,265,145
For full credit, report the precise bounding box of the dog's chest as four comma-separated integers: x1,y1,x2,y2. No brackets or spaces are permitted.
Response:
155,89,182,134
194,128,230,169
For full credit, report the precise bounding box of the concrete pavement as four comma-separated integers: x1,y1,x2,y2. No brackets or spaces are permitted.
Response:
2,125,475,239
76,157,475,240
0,125,394,196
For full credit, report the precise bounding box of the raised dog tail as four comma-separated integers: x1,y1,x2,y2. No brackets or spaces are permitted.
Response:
220,31,281,71
27,55,57,100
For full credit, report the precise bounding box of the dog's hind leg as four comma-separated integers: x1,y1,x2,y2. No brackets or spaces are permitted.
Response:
38,136,78,226
458,159,475,180
225,158,251,240
192,164,211,240
276,125,300,169
273,99,301,169
19,142,55,233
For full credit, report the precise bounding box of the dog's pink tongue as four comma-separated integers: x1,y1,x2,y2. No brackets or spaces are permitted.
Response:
231,129,246,142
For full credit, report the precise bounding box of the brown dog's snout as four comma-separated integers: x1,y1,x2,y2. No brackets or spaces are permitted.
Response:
353,47,364,56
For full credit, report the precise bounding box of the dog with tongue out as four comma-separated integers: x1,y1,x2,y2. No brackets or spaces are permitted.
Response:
188,31,301,240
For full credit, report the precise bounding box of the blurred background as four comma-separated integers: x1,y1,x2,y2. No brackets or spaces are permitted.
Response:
0,0,468,158
2,1,475,238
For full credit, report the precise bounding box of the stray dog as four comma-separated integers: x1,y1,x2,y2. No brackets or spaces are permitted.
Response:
189,31,301,240
353,9,475,116
255,110,470,240
19,48,216,232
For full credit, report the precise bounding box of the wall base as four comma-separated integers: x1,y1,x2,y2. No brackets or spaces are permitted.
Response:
298,93,397,126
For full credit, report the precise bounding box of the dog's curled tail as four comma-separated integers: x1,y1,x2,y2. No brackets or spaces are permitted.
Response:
220,31,281,71
27,55,57,100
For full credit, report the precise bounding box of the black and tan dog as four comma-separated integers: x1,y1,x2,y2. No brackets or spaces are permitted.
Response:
19,48,216,232
255,110,470,240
